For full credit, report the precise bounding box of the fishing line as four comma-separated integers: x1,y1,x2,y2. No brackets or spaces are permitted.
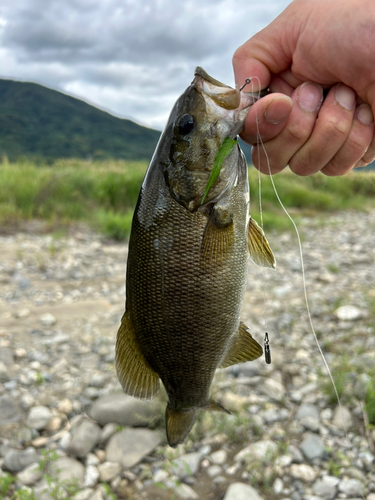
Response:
247,76,366,498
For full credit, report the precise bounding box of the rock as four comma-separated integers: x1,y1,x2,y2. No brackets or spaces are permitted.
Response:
154,469,169,483
90,392,161,427
40,313,57,326
0,395,22,424
258,378,285,402
210,449,227,464
26,406,53,430
287,444,304,463
234,440,278,463
332,405,353,430
85,465,100,488
57,398,73,415
72,489,95,500
207,465,222,477
99,423,118,445
300,416,320,432
224,482,264,500
300,434,326,460
296,404,319,420
0,347,14,366
334,305,365,321
79,353,100,369
173,482,199,499
273,478,284,495
312,476,339,500
97,461,122,482
68,418,101,457
3,447,40,472
89,373,110,388
171,452,203,478
289,464,317,482
49,457,85,487
17,462,43,485
367,494,375,500
338,478,364,497
106,428,162,468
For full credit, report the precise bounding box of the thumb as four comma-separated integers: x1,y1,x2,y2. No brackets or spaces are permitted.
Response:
232,10,295,91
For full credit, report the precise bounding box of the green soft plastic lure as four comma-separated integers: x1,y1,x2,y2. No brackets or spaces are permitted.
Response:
201,136,237,204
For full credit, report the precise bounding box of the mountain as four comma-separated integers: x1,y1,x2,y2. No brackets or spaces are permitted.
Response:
0,79,161,162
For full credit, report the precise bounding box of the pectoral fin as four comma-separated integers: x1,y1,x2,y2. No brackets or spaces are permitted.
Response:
116,311,160,400
200,204,234,265
219,322,263,368
248,217,276,269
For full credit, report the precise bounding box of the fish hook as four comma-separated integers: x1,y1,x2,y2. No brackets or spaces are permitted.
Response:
239,78,252,91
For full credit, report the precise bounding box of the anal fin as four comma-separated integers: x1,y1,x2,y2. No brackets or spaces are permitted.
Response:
219,322,263,368
248,217,276,269
116,311,160,400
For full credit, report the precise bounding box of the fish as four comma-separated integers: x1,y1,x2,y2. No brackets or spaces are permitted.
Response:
116,67,276,447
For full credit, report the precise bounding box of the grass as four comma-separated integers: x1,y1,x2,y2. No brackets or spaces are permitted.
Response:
1,158,375,240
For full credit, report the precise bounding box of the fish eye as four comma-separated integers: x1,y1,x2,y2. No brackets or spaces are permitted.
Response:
177,114,196,137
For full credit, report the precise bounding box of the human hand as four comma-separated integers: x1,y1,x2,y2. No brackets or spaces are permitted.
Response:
233,0,375,176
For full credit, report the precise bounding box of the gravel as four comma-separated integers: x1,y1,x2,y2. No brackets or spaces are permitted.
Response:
0,210,374,499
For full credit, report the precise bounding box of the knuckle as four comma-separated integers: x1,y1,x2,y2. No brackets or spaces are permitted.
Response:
322,115,350,140
286,123,309,144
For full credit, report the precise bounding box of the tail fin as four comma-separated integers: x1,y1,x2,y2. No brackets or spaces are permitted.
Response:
165,399,230,447
165,406,197,448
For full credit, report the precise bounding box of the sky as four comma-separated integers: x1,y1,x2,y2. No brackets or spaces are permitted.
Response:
0,0,291,131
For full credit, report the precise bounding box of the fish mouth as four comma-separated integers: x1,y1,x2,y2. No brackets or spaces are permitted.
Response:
193,66,261,137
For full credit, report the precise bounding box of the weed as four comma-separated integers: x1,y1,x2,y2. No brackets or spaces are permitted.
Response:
365,378,375,425
0,472,15,496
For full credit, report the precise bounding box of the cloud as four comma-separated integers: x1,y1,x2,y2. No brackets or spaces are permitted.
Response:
0,0,291,129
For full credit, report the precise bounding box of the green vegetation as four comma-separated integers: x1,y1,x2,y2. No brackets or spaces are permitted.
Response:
247,166,375,231
1,159,375,240
0,79,160,162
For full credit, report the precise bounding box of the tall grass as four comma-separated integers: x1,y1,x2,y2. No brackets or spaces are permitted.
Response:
1,158,375,240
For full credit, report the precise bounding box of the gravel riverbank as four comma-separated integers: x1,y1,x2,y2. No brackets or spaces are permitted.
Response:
0,210,374,500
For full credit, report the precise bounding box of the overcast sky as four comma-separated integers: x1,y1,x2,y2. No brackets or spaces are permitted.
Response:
0,0,291,130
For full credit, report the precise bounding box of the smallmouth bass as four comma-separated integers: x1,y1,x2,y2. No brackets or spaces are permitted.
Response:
116,67,276,447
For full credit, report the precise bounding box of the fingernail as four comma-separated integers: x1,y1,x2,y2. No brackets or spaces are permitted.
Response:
264,97,293,124
297,83,323,113
335,84,356,110
356,103,374,125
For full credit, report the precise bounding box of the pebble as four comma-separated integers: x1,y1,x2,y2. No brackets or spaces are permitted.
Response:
105,428,162,468
97,461,121,482
0,395,22,424
312,476,339,500
40,313,57,326
289,464,317,482
17,462,43,485
338,478,364,497
332,405,353,430
224,482,264,500
84,464,100,488
210,449,227,464
26,406,53,430
170,452,203,478
234,440,278,463
90,393,160,427
68,418,101,457
3,447,40,473
334,305,364,321
49,456,85,486
300,434,326,461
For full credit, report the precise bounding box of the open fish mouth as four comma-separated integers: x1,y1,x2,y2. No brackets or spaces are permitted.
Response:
193,66,263,138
